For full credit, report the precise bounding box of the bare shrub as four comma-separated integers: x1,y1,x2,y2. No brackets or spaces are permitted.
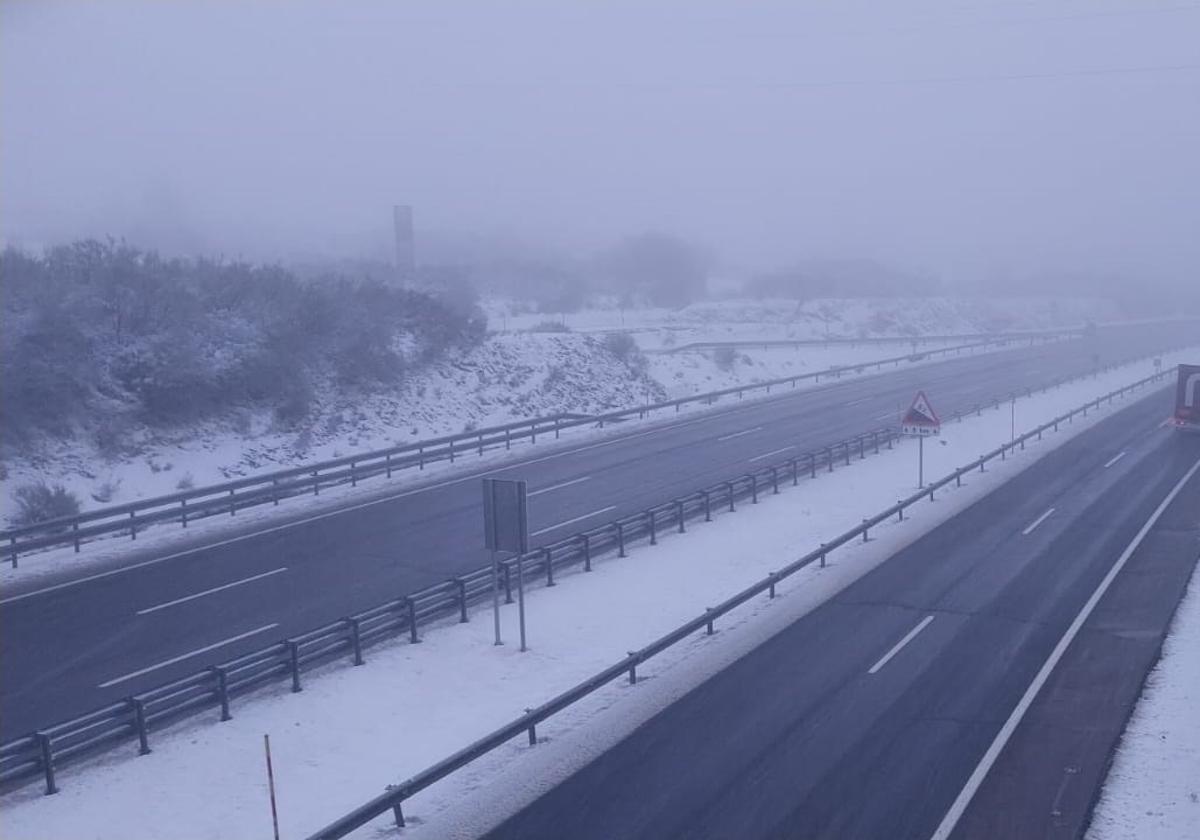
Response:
713,346,738,371
11,482,81,528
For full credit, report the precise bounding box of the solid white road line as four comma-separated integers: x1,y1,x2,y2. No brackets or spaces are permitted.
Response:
868,615,936,675
527,476,591,497
749,446,796,463
928,455,1200,840
1104,451,1127,468
717,427,764,442
98,623,280,688
135,567,288,616
1021,507,1056,536
530,506,617,538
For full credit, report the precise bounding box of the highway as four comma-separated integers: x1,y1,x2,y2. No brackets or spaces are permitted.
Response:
0,321,1193,740
480,390,1200,840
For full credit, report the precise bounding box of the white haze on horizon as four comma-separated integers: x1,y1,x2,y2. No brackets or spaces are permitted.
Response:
2,0,1199,294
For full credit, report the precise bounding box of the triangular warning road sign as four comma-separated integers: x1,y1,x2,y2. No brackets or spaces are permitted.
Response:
902,390,941,435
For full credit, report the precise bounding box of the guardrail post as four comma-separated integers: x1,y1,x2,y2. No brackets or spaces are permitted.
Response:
478,433,485,456
545,548,555,586
449,439,456,463
628,653,638,684
979,457,986,472
649,511,657,545
888,431,894,450
768,572,777,598
859,437,865,459
702,490,712,522
419,446,425,469
862,519,870,542
288,641,303,692
385,454,393,478
453,580,469,622
73,520,81,550
826,447,834,472
505,428,512,450
750,475,758,504
580,533,592,571
725,482,736,511
819,542,828,568
790,459,798,486
956,472,962,487
211,666,232,721
809,453,817,478
132,698,151,754
345,617,365,664
843,442,851,466
616,522,626,557
555,417,562,439
229,488,236,516
873,431,879,454
312,470,320,495
771,467,779,494
392,800,406,829
525,710,537,745
897,503,904,521
407,598,421,643
531,422,538,444
36,733,57,795
129,510,137,540
706,607,715,635
676,500,685,533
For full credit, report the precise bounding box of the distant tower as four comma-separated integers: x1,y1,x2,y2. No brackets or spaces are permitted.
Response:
393,204,415,286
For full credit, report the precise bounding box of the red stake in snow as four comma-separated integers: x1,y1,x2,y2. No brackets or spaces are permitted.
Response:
264,734,281,840
901,390,941,488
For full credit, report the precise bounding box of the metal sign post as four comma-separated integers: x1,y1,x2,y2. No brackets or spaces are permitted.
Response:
901,390,942,489
482,478,529,649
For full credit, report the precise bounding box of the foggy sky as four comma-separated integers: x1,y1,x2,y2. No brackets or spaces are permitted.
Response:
3,0,1199,289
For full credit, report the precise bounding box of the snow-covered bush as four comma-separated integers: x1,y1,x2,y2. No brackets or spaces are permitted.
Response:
10,482,81,528
0,241,487,447
712,346,737,371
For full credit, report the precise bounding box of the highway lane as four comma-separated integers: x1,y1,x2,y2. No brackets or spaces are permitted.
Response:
481,390,1200,840
0,321,1193,738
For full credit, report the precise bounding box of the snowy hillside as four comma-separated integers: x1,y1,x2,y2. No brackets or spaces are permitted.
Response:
1,295,1117,521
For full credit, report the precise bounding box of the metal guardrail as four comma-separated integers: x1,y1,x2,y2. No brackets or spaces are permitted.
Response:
2,351,1181,801
1,334,1054,565
302,366,1180,840
648,328,1080,354
0,425,896,795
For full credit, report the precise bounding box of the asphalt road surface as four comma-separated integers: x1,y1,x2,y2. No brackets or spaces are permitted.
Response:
0,322,1194,738
481,389,1200,840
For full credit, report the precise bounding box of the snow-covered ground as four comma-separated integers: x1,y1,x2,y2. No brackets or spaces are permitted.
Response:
1,332,664,518
1086,568,1200,840
0,321,1022,527
488,295,1121,349
1,350,1189,840
0,296,1114,523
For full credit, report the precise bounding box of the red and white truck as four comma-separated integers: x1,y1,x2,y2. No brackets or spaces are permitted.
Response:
1172,364,1200,432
